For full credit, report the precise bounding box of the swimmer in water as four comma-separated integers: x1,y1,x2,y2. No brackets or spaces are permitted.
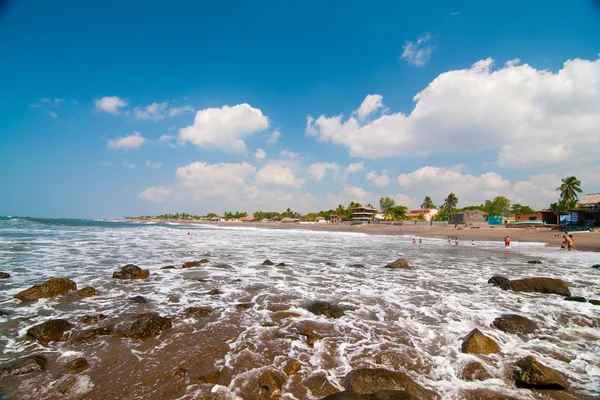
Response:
471,240,475,245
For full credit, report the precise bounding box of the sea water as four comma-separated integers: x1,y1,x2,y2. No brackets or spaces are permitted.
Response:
0,217,599,399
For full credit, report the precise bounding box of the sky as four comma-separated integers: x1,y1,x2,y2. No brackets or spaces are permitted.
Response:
1,0,600,218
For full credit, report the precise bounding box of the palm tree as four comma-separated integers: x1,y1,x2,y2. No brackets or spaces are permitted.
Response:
421,195,436,209
557,176,582,209
443,192,458,220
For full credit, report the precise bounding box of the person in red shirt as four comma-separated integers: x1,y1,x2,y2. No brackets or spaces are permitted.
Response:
504,236,511,247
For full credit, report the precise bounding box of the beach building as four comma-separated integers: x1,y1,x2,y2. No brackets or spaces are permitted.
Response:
280,217,300,223
514,211,559,224
316,217,327,223
578,193,600,228
452,210,488,225
241,216,256,222
351,206,378,223
404,208,439,221
329,214,341,223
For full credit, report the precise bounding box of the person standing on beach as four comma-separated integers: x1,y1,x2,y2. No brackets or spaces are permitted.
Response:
455,237,460,245
504,236,510,247
561,235,567,250
567,235,574,251
419,238,422,244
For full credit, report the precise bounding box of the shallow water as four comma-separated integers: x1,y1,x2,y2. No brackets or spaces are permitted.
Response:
0,217,599,399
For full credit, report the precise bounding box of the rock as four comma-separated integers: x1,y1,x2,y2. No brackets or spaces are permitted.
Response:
492,314,538,335
213,263,233,269
589,299,600,306
75,287,100,297
0,356,47,377
527,260,543,264
564,296,587,303
488,275,511,290
182,260,209,268
65,357,89,374
80,314,107,324
297,322,321,345
125,314,172,339
51,375,80,396
258,368,287,398
277,262,286,267
15,278,77,301
236,302,254,310
112,264,149,279
161,266,176,269
591,264,600,269
0,272,10,279
348,264,365,268
197,370,221,384
283,359,302,376
27,319,72,343
458,360,491,381
305,371,340,397
458,389,520,400
461,329,500,355
307,301,345,318
322,392,419,400
509,277,571,296
384,258,409,269
184,307,213,318
130,295,147,303
208,289,222,295
513,355,569,390
343,368,436,400
271,311,302,320
321,392,365,400
69,326,114,343
262,259,274,266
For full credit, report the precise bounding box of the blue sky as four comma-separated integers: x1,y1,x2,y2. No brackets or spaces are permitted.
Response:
1,0,600,218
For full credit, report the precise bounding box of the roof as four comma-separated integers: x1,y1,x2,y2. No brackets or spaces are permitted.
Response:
579,193,600,206
353,206,378,211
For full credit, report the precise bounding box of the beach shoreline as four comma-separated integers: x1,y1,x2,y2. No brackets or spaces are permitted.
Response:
133,219,600,253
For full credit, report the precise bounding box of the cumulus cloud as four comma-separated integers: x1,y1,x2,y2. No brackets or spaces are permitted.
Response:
138,186,173,202
306,57,600,173
254,148,266,161
107,131,147,150
134,102,195,121
269,130,281,143
355,94,384,119
176,161,256,199
146,161,162,169
401,33,434,66
344,163,364,174
326,185,372,207
95,96,128,114
366,171,391,187
256,164,301,188
308,162,339,181
178,104,269,154
280,150,300,159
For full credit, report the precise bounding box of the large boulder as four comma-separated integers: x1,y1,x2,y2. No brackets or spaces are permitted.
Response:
15,278,77,301
492,315,538,335
384,258,410,269
182,259,209,268
461,329,500,355
0,272,10,279
112,264,149,279
75,287,100,297
258,368,287,398
343,368,436,400
0,356,47,377
27,319,72,343
513,355,569,390
509,277,571,296
304,371,340,397
307,301,345,318
487,276,511,290
125,314,172,339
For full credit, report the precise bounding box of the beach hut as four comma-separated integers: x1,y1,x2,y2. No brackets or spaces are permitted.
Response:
280,217,300,223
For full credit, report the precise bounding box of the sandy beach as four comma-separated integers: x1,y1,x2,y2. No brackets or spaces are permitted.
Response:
158,220,600,253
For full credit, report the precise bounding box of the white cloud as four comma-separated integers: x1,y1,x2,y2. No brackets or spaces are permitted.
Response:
450,11,460,16
176,161,256,200
280,150,300,159
392,194,419,209
159,134,178,148
344,163,364,174
169,105,195,117
48,111,59,119
269,130,281,143
366,171,391,187
178,103,269,154
326,185,372,207
95,96,128,114
146,161,162,169
255,148,266,161
138,186,173,203
107,131,147,150
308,162,339,181
306,57,600,174
134,102,168,121
256,164,301,188
123,160,136,169
401,33,434,66
355,94,384,119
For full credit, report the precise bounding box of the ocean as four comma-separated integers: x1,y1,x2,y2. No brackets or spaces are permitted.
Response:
0,217,599,399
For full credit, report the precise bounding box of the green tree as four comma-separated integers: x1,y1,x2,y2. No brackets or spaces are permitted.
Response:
483,196,511,216
379,197,395,213
385,205,408,220
557,176,582,209
511,204,535,214
421,195,436,209
442,193,459,220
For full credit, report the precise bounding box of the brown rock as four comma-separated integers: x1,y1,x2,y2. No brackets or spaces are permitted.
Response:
130,295,147,303
258,368,287,398
488,275,511,290
69,326,114,343
271,311,302,320
262,259,274,266
370,392,420,400
184,307,213,318
458,389,520,400
208,288,222,295
321,393,366,400
343,368,437,400
236,302,254,310
112,264,149,279
458,360,491,381
75,287,100,297
509,277,571,296
513,355,569,390
125,314,172,339
461,329,500,355
27,319,72,343
65,357,89,374
15,278,77,301
197,371,221,384
182,259,209,268
80,314,107,324
492,314,538,334
0,272,10,279
307,301,345,318
305,371,340,397
590,299,600,306
564,296,587,303
160,265,176,269
0,356,47,377
384,258,410,269
297,322,322,346
283,359,302,376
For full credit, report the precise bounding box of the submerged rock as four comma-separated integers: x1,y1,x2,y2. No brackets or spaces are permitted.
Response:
461,329,500,355
184,307,213,318
322,392,419,400
27,319,72,343
458,360,491,381
208,289,222,295
262,259,274,266
112,264,149,279
277,262,286,267
130,295,147,303
458,389,520,400
342,368,436,400
347,264,365,268
296,322,322,345
283,359,302,376
125,314,172,339
304,371,339,397
197,370,221,384
160,266,176,270
69,326,114,343
487,275,511,290
589,299,600,306
258,368,287,398
0,272,10,279
564,296,587,303
80,314,107,324
75,287,100,297
591,264,600,269
65,357,89,374
182,259,209,268
509,277,571,296
0,356,47,377
15,278,77,301
384,258,410,269
307,301,345,318
527,260,543,264
492,314,538,335
513,355,569,390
